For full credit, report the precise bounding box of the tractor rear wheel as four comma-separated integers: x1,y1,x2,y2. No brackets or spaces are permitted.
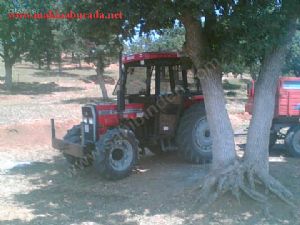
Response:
285,126,300,157
63,125,93,168
93,128,138,180
176,103,212,163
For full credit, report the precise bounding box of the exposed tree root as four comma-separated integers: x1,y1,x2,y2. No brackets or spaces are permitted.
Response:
195,160,295,210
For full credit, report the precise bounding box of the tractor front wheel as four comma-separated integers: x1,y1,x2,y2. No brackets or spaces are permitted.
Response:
176,103,212,163
93,128,138,180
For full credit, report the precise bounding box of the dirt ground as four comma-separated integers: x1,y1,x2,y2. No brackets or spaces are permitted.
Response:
0,61,300,225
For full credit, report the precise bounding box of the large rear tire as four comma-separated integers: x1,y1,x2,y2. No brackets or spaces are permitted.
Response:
285,126,300,157
63,125,93,168
176,103,212,163
93,128,138,180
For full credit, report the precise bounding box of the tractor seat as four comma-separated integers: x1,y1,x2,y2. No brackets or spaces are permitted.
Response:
159,95,183,114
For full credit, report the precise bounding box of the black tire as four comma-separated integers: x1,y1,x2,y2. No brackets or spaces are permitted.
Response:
93,128,138,180
285,126,300,157
63,125,93,168
269,130,277,150
176,103,212,163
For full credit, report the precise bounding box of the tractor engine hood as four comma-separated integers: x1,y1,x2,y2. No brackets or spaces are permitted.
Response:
96,103,144,134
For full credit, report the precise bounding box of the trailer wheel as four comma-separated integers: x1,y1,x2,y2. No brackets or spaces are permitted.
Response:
63,125,93,168
269,131,277,149
176,103,212,163
93,128,138,180
285,126,300,157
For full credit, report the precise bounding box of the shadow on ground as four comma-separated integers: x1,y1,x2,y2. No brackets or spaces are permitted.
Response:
2,151,299,225
33,71,80,78
61,97,116,104
80,75,115,85
0,82,84,95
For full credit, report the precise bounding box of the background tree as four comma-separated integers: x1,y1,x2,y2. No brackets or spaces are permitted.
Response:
0,0,34,89
65,0,124,99
124,27,185,54
284,30,300,76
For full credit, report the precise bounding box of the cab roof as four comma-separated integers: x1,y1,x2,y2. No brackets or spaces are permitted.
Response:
122,52,180,64
122,52,192,68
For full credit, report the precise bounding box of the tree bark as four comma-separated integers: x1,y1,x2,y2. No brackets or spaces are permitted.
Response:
200,70,237,170
4,61,13,90
245,47,288,173
58,52,62,76
46,50,51,70
181,12,236,170
96,59,108,100
78,55,82,69
71,52,75,63
38,59,42,70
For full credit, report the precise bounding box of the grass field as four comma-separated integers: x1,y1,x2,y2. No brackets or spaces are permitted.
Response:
0,60,300,225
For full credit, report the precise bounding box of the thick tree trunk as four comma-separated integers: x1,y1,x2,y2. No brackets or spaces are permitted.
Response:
245,47,288,173
4,61,13,90
96,59,108,100
181,12,236,170
199,70,236,170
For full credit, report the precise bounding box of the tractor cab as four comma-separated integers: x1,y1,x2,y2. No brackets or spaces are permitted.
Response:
51,52,212,180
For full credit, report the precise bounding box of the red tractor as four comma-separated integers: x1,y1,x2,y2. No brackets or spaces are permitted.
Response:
51,52,212,179
246,77,300,157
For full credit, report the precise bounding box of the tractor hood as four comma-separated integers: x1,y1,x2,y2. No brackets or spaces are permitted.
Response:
95,103,144,134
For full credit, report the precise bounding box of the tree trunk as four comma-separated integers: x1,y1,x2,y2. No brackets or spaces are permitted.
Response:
78,55,82,69
199,70,236,170
4,61,13,90
96,59,108,100
181,12,236,170
58,53,62,76
46,51,51,70
38,59,42,70
71,52,75,63
245,47,288,173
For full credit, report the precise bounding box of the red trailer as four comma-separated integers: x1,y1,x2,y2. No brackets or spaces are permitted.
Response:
246,77,300,157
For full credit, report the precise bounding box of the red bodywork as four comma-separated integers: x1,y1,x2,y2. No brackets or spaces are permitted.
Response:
122,52,180,64
96,103,144,134
245,77,300,117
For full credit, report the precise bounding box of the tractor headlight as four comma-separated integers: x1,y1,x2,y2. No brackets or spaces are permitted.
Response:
88,118,94,124
83,117,88,123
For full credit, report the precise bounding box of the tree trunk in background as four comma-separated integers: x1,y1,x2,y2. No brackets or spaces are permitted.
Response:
38,58,42,70
46,51,51,70
181,12,236,170
245,47,288,173
96,59,108,100
4,61,13,90
58,53,62,76
78,55,82,69
71,52,75,63
200,70,237,170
